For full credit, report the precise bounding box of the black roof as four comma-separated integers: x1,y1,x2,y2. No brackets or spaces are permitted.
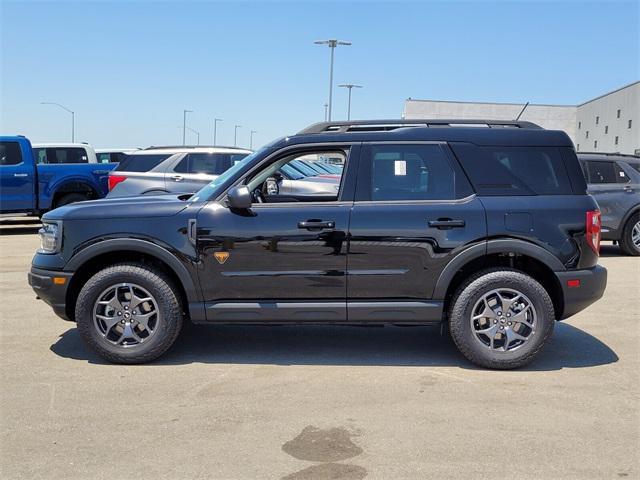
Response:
283,119,573,148
577,152,639,161
299,119,542,134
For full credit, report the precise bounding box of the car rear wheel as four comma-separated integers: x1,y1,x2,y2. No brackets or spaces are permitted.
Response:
55,192,87,208
75,263,183,364
619,214,640,256
448,268,555,369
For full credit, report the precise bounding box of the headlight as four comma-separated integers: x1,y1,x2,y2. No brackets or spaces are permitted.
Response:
38,221,62,254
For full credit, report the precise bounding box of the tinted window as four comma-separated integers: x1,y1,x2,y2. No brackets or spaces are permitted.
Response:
115,154,171,172
587,161,617,184
453,144,573,195
0,142,22,166
35,147,88,164
368,144,464,201
628,162,640,174
174,153,248,175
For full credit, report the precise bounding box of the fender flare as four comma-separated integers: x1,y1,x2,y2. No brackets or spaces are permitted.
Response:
49,179,99,207
64,238,201,304
432,238,566,299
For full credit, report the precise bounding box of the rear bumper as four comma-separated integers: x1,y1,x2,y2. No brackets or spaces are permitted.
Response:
556,265,607,320
28,267,74,321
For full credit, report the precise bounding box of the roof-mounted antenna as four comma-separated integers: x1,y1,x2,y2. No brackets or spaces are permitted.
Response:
515,102,530,121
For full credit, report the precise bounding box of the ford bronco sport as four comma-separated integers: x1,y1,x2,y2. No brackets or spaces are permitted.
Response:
29,120,607,369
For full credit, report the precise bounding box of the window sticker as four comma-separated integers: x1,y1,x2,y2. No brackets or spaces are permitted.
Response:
394,160,407,176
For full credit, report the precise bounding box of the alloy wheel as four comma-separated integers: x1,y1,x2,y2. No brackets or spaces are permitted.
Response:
469,288,537,352
92,283,160,347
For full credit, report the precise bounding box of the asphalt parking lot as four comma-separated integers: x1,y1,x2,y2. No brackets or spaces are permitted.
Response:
0,221,638,480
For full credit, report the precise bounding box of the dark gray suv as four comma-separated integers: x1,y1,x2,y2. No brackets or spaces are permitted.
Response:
578,153,640,255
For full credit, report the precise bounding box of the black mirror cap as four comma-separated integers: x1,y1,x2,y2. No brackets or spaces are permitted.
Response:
227,186,252,210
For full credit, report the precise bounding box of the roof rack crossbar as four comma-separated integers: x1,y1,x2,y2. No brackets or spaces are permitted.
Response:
298,119,542,134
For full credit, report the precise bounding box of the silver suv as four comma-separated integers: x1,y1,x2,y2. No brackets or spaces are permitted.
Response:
578,152,640,255
107,146,252,197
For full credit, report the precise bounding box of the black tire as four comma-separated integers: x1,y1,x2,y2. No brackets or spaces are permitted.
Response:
75,263,183,364
619,214,640,256
448,268,555,370
55,192,87,208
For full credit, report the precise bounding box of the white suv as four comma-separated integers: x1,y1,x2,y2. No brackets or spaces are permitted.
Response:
107,146,252,197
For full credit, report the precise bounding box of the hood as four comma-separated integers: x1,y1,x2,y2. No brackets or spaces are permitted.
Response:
43,194,191,221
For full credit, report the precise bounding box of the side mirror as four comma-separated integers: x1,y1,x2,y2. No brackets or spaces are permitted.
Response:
227,186,252,210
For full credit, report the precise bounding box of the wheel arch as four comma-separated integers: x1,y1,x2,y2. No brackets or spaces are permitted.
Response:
51,180,99,208
434,239,565,319
64,239,202,322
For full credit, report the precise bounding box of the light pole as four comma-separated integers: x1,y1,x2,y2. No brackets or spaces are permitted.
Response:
213,118,222,145
323,103,328,121
314,39,351,122
249,130,257,149
234,125,242,147
338,84,363,120
182,109,193,145
41,102,75,142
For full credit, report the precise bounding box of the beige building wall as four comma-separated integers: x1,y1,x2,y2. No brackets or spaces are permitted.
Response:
403,100,577,142
403,81,639,154
575,81,639,155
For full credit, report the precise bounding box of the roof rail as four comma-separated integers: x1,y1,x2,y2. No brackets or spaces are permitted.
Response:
577,151,639,158
298,119,543,134
143,145,251,150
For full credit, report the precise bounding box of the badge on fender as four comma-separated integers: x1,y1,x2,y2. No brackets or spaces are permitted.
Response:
214,252,230,264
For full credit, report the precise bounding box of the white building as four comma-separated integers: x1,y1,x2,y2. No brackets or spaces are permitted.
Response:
403,81,639,155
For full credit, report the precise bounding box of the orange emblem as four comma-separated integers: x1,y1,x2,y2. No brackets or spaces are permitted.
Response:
214,252,230,264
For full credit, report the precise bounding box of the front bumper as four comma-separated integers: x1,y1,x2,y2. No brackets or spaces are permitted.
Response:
556,265,607,320
28,267,74,321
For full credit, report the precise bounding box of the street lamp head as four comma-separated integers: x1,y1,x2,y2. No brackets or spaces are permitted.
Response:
314,39,351,47
338,84,363,89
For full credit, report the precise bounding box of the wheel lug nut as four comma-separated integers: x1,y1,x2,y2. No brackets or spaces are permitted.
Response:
117,311,122,316
124,306,129,310
494,320,498,324
497,311,502,315
132,311,137,315
500,326,504,330
508,322,512,326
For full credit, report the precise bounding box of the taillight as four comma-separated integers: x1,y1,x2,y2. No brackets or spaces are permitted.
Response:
586,210,601,255
108,175,127,191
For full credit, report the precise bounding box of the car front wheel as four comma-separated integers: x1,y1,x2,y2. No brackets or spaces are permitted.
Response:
448,268,555,369
75,263,183,364
619,214,640,256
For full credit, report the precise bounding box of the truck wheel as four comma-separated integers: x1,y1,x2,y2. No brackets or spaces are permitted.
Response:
75,263,183,364
55,193,87,208
619,214,640,256
448,269,555,369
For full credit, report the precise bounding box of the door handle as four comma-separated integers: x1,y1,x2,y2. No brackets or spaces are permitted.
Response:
13,173,28,177
623,186,633,193
428,218,466,229
298,220,335,230
171,175,184,182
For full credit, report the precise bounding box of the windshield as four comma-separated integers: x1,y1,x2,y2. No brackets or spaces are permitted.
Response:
189,144,274,202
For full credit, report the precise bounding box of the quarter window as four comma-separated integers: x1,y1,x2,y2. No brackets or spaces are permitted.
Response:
174,153,249,175
0,142,23,166
615,163,630,183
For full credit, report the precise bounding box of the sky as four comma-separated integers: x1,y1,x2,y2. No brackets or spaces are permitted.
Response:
1,0,638,149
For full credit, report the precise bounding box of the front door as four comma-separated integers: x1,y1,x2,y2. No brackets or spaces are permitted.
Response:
195,144,357,322
346,142,486,322
0,140,35,212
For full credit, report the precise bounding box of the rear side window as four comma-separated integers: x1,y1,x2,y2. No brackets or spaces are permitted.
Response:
174,153,248,175
115,154,171,172
363,144,472,201
0,142,23,165
35,147,88,164
586,161,617,184
452,144,573,195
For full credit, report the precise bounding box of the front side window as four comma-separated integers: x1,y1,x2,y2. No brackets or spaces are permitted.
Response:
244,150,347,203
587,161,617,184
0,142,23,166
366,144,464,201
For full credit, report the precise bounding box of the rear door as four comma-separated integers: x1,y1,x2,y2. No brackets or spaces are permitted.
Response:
168,153,247,194
346,142,486,321
0,140,35,212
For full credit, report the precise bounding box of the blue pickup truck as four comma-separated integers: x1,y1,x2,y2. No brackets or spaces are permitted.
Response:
0,135,116,215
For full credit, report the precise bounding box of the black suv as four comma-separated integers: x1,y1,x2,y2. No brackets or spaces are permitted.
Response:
29,120,607,369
